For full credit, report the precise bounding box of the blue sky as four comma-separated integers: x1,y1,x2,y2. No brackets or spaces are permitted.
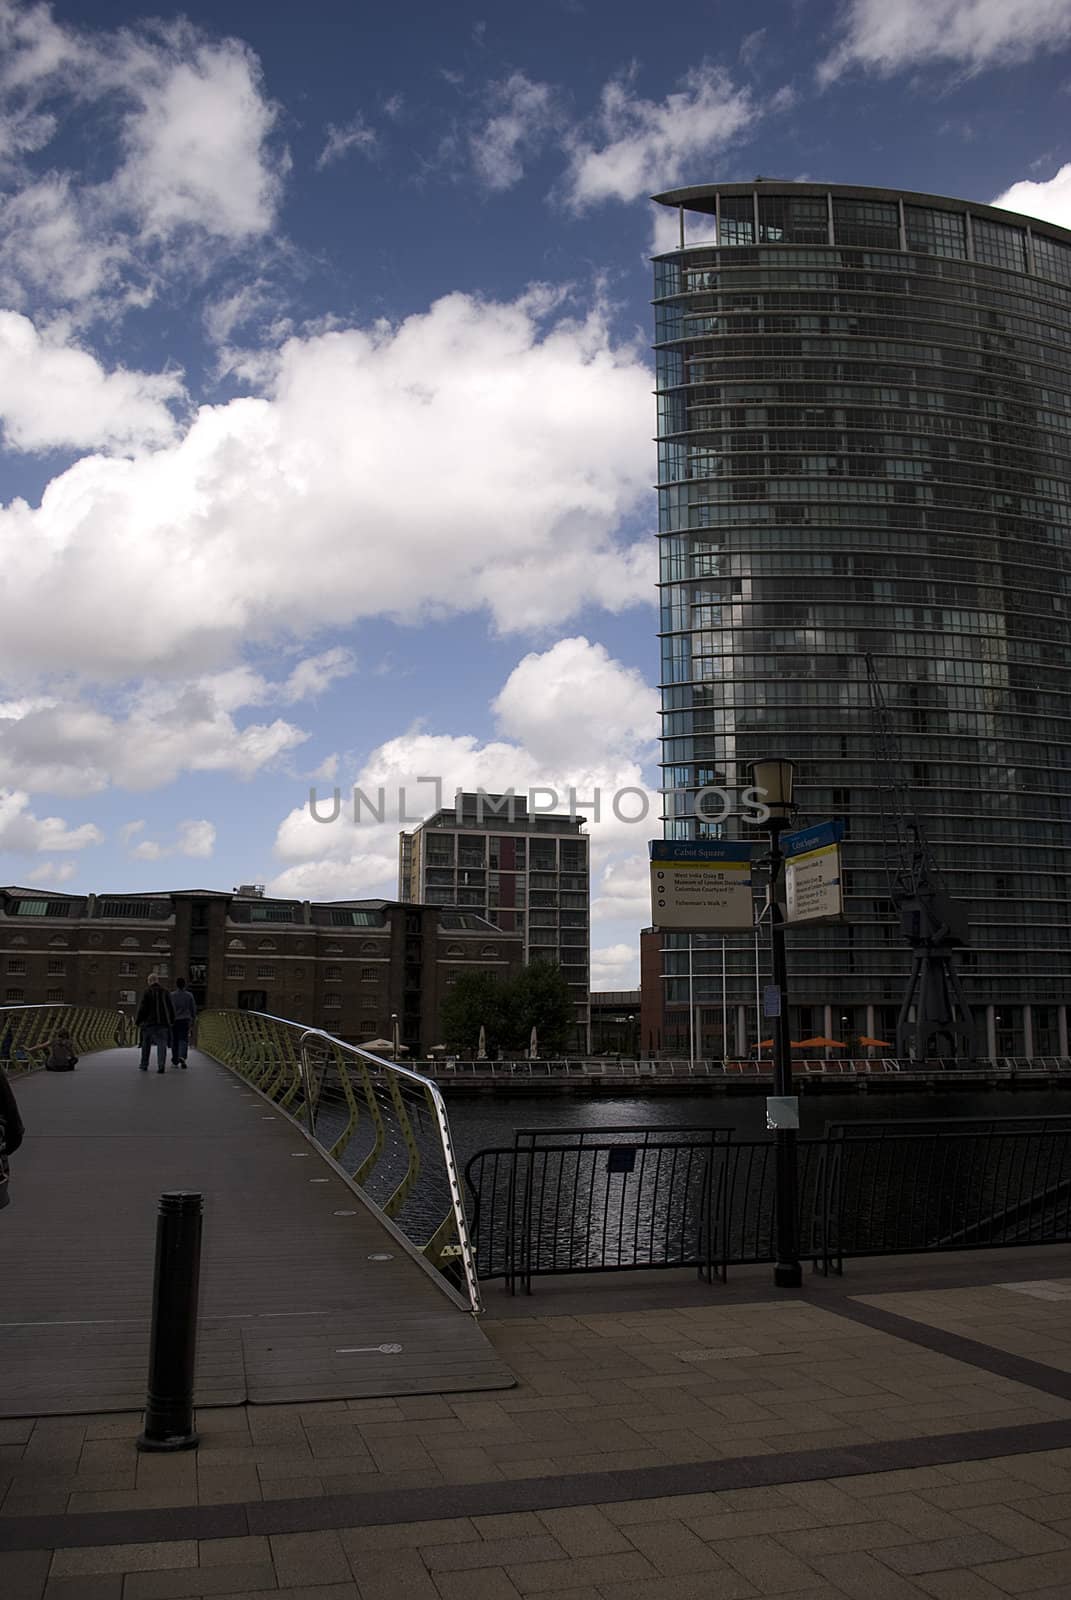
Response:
2,0,1071,988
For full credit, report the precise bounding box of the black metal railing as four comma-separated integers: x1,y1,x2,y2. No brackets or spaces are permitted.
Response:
819,1123,1071,1271
465,1126,734,1291
465,1119,1071,1291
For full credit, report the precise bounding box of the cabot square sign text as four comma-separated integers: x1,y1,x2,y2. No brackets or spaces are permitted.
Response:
649,839,754,932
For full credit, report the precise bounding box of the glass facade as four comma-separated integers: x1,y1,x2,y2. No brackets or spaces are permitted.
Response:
653,183,1071,1054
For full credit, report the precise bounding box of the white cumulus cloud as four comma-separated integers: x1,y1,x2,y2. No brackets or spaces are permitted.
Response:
0,658,341,795
562,64,765,212
32,859,78,884
0,311,182,452
992,163,1071,230
492,636,658,767
590,943,639,990
0,287,654,681
0,788,102,854
0,6,287,320
818,0,1071,84
107,25,284,244
470,71,556,191
126,817,216,861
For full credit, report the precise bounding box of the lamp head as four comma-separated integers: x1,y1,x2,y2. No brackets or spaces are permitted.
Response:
750,756,796,824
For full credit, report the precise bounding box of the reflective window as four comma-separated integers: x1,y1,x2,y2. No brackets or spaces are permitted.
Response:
833,198,900,248
972,216,1027,273
758,194,828,244
718,196,754,246
904,206,966,259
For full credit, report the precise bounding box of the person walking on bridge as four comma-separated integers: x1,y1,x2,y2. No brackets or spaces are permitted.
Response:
136,974,174,1074
0,1064,24,1210
169,977,196,1068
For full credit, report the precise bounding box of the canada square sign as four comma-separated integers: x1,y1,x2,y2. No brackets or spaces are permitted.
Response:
649,839,755,931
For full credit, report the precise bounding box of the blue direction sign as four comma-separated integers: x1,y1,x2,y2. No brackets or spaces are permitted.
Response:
649,839,754,931
782,821,845,925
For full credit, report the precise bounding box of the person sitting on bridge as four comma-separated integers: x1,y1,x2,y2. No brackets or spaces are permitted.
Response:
29,1029,79,1071
136,975,175,1074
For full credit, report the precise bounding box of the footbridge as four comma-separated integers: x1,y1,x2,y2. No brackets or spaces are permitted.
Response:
0,1006,511,1420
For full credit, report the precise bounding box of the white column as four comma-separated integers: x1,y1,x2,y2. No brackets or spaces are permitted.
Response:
736,1003,747,1058
687,935,696,1067
753,928,762,1061
986,1004,997,1060
721,939,728,1063
824,1003,834,1057
1059,1005,1069,1059
1022,1004,1034,1061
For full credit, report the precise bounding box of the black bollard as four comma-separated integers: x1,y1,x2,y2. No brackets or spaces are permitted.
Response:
137,1191,203,1452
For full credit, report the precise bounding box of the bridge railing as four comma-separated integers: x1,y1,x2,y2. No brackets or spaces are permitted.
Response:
196,1010,481,1314
0,1003,132,1073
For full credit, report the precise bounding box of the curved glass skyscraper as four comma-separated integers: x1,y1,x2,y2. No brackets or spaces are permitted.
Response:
651,182,1071,1060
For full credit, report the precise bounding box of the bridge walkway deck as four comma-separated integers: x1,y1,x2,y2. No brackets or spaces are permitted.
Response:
0,1049,512,1418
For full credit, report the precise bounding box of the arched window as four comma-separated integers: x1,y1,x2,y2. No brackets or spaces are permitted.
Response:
228,938,246,950
446,944,464,957
481,944,498,957
257,939,276,952
121,936,139,948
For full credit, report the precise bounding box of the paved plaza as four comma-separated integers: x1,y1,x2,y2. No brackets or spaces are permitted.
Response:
5,1052,1071,1593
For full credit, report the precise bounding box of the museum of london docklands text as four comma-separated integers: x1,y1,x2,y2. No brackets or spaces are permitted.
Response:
648,182,1071,1061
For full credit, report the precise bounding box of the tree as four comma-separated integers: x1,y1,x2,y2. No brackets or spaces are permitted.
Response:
439,971,507,1055
439,962,577,1055
510,961,575,1054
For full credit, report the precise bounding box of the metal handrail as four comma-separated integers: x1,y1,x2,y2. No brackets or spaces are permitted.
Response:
197,1009,481,1315
0,1002,132,1073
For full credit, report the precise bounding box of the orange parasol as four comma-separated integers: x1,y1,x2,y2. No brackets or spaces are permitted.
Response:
858,1034,893,1048
794,1035,846,1049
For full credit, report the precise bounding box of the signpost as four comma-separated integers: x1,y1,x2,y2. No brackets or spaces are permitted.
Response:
649,839,754,932
783,821,845,925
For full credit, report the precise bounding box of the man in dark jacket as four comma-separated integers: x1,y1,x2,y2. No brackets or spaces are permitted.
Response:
0,1066,23,1211
136,975,175,1074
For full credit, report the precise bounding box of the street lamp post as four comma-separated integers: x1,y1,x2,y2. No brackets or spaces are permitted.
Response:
751,756,802,1289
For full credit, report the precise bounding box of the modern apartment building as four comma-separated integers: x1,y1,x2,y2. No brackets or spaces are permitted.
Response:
399,793,590,1048
650,181,1071,1059
0,886,521,1055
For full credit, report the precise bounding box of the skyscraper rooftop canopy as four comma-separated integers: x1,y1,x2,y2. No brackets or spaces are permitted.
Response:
651,180,1071,246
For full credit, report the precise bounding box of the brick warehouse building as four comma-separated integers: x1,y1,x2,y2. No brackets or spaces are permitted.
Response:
0,886,522,1055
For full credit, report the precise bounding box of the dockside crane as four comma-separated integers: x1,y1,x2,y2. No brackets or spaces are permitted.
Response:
864,653,976,1062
